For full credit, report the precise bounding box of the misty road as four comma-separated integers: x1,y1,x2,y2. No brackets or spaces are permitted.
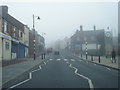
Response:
3,50,118,89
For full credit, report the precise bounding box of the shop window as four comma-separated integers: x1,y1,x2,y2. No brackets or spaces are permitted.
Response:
21,32,23,38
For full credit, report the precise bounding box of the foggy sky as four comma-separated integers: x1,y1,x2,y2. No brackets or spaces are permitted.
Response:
0,1,118,47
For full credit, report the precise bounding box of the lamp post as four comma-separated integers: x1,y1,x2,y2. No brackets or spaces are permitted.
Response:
33,14,40,60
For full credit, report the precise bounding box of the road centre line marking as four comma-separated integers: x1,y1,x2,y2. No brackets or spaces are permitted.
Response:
57,59,61,61
8,65,42,89
49,59,53,61
71,59,75,61
64,59,67,61
67,63,94,89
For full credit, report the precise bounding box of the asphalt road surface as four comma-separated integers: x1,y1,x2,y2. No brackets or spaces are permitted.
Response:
4,50,119,89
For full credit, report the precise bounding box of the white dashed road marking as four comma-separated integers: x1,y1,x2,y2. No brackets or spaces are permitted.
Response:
57,59,61,61
71,59,75,61
49,59,53,61
64,59,67,61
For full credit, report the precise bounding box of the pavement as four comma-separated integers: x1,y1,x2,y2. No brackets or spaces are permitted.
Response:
77,55,119,70
65,51,119,70
2,55,50,88
2,58,29,67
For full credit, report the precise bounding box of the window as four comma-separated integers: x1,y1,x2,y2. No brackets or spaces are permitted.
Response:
4,21,7,32
19,30,23,38
13,33,15,37
13,27,16,37
14,27,16,32
21,32,23,38
91,36,95,41
5,42,10,50
0,18,2,32
76,37,80,41
84,37,87,41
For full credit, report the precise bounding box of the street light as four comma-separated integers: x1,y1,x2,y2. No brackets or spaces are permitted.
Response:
33,14,40,60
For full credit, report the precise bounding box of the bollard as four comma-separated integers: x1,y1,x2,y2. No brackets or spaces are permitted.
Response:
81,54,82,58
86,54,87,59
41,54,43,60
91,56,93,61
44,53,46,59
34,54,36,60
98,56,100,63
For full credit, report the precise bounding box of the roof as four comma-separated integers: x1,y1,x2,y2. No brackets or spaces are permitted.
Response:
1,6,24,31
71,29,105,44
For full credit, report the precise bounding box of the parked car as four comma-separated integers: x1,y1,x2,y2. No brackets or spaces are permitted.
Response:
54,51,59,55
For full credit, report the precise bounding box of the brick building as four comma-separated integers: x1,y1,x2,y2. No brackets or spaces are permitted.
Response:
70,26,106,56
29,30,45,58
0,6,29,60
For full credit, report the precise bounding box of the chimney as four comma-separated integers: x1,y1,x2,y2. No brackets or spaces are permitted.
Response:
1,6,8,14
80,25,83,31
94,25,96,31
76,29,79,33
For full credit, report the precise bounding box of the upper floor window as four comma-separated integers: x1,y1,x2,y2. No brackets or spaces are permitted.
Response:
91,36,95,41
14,27,16,32
76,37,80,41
4,21,7,32
13,27,16,37
5,42,10,50
19,30,23,38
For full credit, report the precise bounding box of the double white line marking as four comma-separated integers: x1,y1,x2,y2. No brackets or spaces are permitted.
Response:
66,62,94,89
